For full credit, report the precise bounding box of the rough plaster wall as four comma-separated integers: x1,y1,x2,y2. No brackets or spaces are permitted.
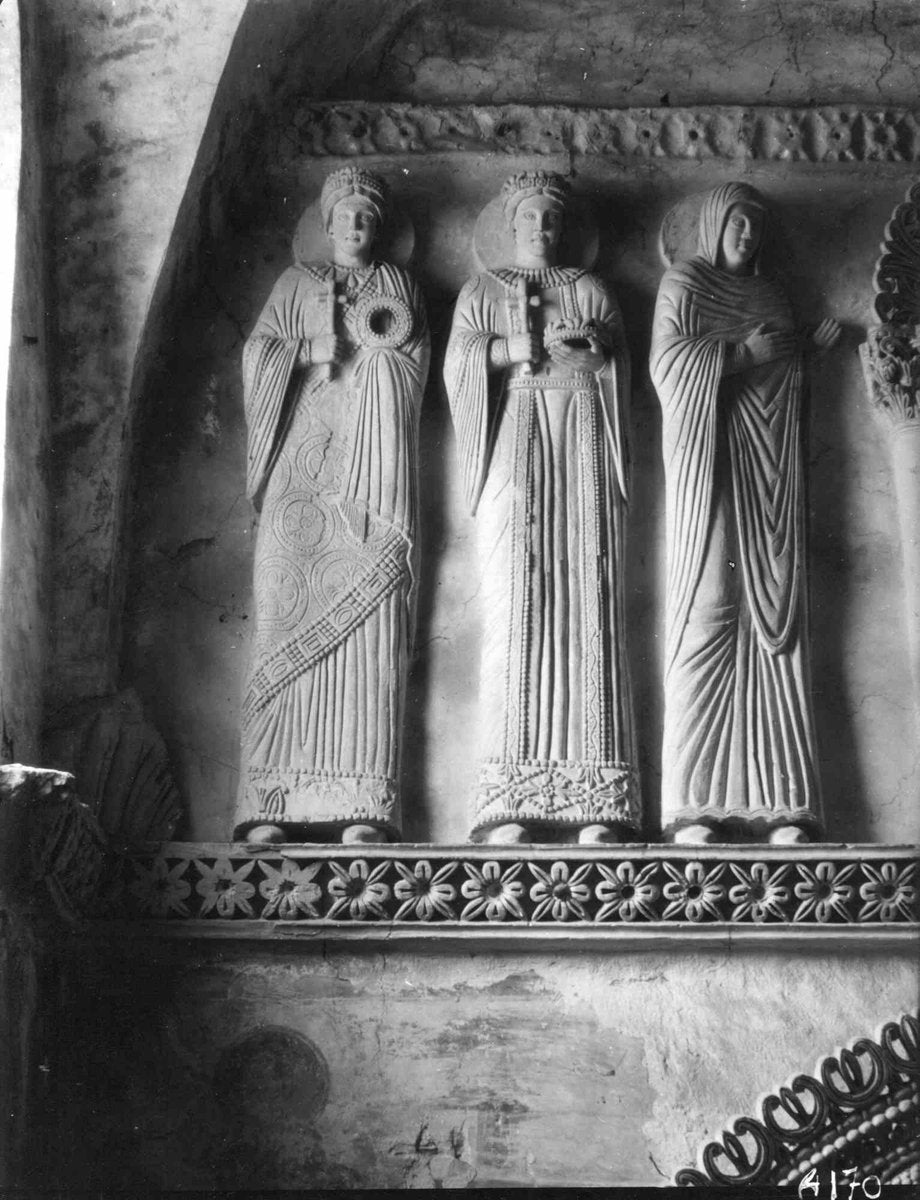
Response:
341,0,920,107
0,1,50,765
38,0,250,710
40,941,919,1189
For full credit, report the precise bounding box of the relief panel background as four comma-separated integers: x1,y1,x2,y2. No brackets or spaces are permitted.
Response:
123,151,920,845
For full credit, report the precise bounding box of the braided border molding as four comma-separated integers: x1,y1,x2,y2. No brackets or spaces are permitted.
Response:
286,102,920,163
676,1012,920,1188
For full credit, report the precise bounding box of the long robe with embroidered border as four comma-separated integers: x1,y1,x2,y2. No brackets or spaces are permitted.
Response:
650,252,821,833
235,260,428,836
444,266,640,838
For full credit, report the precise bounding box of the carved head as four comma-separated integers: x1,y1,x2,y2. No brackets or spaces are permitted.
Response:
698,182,768,276
320,168,388,264
502,171,570,266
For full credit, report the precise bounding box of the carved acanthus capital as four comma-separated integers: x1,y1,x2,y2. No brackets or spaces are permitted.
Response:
860,323,920,431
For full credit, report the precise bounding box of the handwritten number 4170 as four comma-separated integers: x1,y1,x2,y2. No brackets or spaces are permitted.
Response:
798,1168,882,1199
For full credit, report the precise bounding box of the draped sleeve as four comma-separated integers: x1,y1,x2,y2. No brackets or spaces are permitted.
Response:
243,266,330,508
340,263,430,536
650,262,726,670
579,272,630,503
443,274,505,516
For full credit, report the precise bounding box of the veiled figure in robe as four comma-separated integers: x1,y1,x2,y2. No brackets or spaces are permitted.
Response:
650,182,839,844
235,168,429,843
444,171,640,844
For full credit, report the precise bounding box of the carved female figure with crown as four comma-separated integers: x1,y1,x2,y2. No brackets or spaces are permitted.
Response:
444,171,640,844
236,167,429,844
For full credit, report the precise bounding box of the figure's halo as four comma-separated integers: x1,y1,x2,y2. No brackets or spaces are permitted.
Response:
658,194,705,267
292,197,415,268
473,194,599,271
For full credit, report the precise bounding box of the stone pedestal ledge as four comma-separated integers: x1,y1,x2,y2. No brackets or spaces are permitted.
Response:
105,840,919,947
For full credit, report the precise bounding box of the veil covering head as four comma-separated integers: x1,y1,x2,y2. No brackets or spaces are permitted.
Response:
320,167,389,230
697,182,768,271
501,170,571,225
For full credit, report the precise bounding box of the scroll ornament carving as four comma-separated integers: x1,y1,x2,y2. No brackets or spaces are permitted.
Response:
443,171,640,845
676,1013,920,1189
861,181,920,715
236,167,430,844
862,180,920,429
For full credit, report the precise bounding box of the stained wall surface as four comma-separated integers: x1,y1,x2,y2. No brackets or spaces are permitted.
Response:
35,939,918,1190
0,0,50,766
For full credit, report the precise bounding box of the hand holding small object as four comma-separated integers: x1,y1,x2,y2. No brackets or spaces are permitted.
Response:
506,331,541,366
301,334,342,368
547,334,606,373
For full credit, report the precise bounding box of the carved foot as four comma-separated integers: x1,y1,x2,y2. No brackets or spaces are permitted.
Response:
482,822,531,845
768,823,810,846
577,823,624,845
671,823,717,845
341,824,388,845
245,824,286,845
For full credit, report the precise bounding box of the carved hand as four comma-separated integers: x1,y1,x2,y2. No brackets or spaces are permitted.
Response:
809,317,843,355
504,331,541,366
302,335,342,367
740,323,797,367
547,336,607,373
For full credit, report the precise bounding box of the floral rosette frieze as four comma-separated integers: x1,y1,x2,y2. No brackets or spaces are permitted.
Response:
119,850,919,931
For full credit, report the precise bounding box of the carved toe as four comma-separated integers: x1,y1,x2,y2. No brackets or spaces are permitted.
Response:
577,823,624,845
245,824,286,845
341,824,388,845
768,823,810,846
482,822,531,845
671,823,717,845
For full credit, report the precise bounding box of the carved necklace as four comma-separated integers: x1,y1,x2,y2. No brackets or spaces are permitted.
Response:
332,262,376,303
491,266,584,289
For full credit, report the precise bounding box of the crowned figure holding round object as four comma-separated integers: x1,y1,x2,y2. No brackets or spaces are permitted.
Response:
236,166,430,845
650,182,841,845
444,170,641,845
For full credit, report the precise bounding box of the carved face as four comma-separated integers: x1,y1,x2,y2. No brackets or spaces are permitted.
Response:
512,194,564,263
719,202,765,274
328,195,379,263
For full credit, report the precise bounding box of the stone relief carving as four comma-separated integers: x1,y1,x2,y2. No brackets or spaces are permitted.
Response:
236,168,430,845
0,764,110,920
45,689,182,846
124,845,918,929
677,1012,920,1189
289,102,920,164
860,181,920,717
650,183,841,845
444,171,640,845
